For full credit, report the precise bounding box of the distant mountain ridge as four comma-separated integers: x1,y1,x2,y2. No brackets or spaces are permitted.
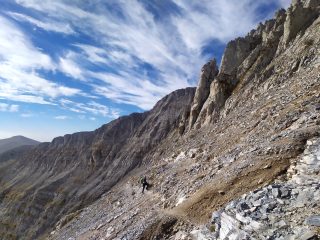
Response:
0,135,40,154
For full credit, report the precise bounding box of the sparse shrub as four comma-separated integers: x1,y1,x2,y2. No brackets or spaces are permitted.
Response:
209,224,215,232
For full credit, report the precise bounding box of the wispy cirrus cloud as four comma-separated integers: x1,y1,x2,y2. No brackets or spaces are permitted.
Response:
59,99,120,118
54,115,70,120
58,51,84,80
73,44,110,65
7,11,74,34
0,14,82,105
21,112,34,117
0,15,53,70
0,0,291,115
9,0,290,110
0,103,19,112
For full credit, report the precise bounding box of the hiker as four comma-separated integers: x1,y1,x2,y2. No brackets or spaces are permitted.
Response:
141,176,149,193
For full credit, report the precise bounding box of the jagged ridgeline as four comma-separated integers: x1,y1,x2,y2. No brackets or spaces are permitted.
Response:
0,0,319,239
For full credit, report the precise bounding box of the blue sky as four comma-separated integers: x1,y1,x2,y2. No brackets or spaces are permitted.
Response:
0,0,290,142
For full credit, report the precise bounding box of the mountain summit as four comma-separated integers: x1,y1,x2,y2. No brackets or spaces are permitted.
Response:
0,135,39,155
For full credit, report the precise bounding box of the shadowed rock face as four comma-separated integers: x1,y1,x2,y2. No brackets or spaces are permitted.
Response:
0,88,195,240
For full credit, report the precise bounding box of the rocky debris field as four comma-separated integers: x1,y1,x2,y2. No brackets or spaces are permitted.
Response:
194,138,320,239
48,148,208,240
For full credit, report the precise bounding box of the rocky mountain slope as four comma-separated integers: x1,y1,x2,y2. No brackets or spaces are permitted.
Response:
0,88,195,240
0,0,320,239
0,135,39,155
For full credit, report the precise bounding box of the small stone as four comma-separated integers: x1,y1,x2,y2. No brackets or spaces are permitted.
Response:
251,212,262,221
252,199,262,207
96,223,104,230
305,215,320,226
280,188,290,198
235,213,250,224
211,210,222,223
237,202,250,212
306,140,313,145
266,202,277,212
299,230,317,240
250,220,263,230
276,220,287,228
263,164,271,169
174,231,188,240
272,188,280,198
249,207,257,212
277,199,285,204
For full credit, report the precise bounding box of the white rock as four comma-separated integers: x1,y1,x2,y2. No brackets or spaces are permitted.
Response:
219,213,240,239
235,213,250,224
175,195,186,206
175,152,186,162
174,231,189,240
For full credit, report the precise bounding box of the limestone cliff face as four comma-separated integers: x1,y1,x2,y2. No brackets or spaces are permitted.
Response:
188,59,218,129
0,88,195,240
282,0,319,46
189,0,319,128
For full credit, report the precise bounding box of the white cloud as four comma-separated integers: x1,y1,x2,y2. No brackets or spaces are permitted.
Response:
9,105,19,112
78,101,109,116
8,12,74,34
0,103,8,111
0,103,19,112
0,15,54,70
11,0,287,111
9,0,199,109
59,99,120,118
54,115,70,120
21,113,34,117
0,15,82,105
59,51,84,80
279,0,291,8
74,44,109,65
89,117,96,121
89,71,168,110
0,92,53,105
